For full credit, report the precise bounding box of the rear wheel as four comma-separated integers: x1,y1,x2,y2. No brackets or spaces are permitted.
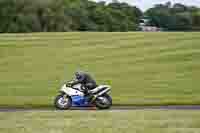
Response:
54,94,72,110
95,94,112,110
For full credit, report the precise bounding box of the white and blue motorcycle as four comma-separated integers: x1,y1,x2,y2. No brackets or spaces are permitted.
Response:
54,80,112,110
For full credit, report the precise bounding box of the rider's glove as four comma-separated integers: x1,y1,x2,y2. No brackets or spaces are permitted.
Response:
66,82,72,87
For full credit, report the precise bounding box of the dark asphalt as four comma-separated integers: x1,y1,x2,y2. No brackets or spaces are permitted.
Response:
1,105,200,112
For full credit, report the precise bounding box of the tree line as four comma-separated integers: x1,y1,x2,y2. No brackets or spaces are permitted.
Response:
0,0,199,33
145,2,200,31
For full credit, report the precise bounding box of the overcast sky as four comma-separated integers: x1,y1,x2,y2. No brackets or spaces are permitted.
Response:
92,0,200,11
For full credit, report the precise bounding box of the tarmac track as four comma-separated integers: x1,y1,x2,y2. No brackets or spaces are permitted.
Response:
1,105,200,112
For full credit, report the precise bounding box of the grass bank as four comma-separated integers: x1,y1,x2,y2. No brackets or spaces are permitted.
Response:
0,32,200,107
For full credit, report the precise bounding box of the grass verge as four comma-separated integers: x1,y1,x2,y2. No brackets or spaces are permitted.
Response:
1,110,200,133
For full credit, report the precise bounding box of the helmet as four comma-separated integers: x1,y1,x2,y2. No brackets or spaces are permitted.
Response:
75,71,84,79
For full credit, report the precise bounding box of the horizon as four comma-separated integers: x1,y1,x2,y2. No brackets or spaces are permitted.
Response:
92,0,200,11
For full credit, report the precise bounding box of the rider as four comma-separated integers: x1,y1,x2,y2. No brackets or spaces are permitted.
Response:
71,71,98,95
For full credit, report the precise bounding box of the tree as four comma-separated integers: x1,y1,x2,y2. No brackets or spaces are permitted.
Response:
172,3,188,13
191,10,200,30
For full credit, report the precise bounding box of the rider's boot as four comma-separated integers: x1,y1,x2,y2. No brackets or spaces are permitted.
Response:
85,90,95,103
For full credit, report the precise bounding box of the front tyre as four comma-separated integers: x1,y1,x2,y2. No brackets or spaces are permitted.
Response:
54,94,72,110
95,94,112,110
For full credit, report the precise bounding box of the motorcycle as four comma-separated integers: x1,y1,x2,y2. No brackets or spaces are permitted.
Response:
54,80,112,110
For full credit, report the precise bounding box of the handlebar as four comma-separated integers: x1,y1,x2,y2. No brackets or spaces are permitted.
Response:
65,79,78,87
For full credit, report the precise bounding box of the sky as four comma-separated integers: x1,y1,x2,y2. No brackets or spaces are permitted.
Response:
92,0,200,11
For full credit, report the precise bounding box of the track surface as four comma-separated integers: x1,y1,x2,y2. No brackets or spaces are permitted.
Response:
1,105,200,112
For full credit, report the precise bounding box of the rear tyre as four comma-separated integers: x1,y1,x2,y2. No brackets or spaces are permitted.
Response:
54,94,72,110
95,94,112,110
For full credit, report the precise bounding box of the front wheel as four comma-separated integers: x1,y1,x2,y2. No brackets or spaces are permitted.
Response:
95,94,112,110
54,94,72,110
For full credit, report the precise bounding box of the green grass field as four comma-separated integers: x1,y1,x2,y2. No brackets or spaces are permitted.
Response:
0,32,200,107
1,110,200,133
